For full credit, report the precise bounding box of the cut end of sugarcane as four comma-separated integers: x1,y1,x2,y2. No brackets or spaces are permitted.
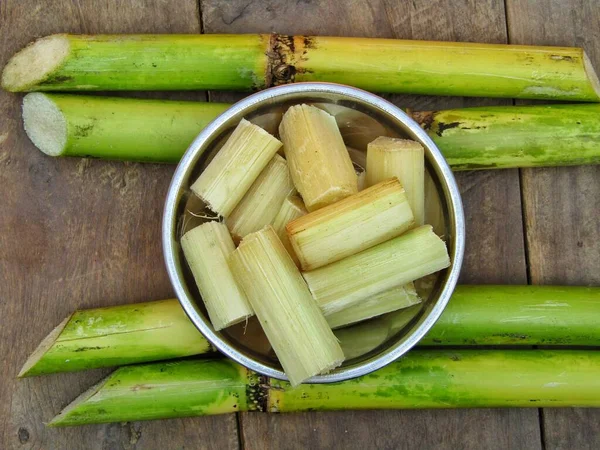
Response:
22,93,68,157
47,375,109,427
18,315,71,377
2,34,70,92
583,51,600,100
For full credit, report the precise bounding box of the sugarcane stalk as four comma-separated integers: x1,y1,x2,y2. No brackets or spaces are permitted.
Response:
2,34,269,92
49,349,600,426
23,94,600,169
4,34,599,102
18,299,212,377
411,104,600,170
22,285,600,377
22,93,229,162
421,285,600,346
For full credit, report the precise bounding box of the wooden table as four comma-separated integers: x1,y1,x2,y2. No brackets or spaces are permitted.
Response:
1,1,598,448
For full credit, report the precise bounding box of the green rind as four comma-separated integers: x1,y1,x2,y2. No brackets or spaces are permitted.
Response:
296,37,600,101
21,299,211,377
28,95,600,169
31,34,268,91
48,94,229,162
421,285,600,346
50,350,600,426
6,34,600,101
23,285,600,376
421,104,600,170
49,359,256,426
270,350,600,411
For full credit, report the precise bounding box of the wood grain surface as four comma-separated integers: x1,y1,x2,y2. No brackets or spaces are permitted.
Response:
1,0,597,449
202,1,537,448
0,1,237,449
506,1,600,449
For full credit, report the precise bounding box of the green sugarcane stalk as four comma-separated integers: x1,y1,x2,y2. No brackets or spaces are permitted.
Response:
22,93,600,168
22,93,229,162
49,350,600,426
21,286,600,377
3,34,599,101
18,299,212,377
411,104,600,169
421,285,600,345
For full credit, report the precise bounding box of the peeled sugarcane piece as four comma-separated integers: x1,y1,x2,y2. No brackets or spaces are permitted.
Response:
230,226,344,386
287,178,414,270
411,104,600,170
271,195,308,266
49,350,600,426
279,104,357,212
191,119,282,217
4,34,600,102
227,155,296,240
326,282,421,329
366,137,425,226
181,223,253,330
18,299,212,377
303,225,450,315
21,93,228,162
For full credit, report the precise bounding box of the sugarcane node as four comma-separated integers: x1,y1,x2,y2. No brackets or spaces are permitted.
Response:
411,111,436,130
267,33,300,86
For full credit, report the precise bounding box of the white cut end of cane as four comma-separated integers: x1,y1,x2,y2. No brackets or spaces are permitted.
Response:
22,93,67,157
583,51,600,100
47,375,109,427
1,34,70,92
18,315,71,377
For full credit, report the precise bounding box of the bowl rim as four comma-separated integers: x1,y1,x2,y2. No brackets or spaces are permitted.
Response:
163,82,465,383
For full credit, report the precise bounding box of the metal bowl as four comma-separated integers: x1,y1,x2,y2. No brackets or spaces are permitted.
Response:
163,82,465,383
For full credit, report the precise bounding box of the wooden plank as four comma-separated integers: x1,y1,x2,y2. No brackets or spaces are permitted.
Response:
201,1,539,448
505,1,600,449
0,1,237,449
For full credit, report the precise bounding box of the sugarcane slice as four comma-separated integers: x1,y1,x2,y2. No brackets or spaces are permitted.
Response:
230,226,344,386
303,225,450,315
181,223,253,330
367,137,425,226
227,154,296,240
279,104,357,211
287,178,414,270
191,119,282,217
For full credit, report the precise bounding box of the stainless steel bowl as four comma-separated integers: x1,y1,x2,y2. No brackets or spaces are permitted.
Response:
163,82,465,383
